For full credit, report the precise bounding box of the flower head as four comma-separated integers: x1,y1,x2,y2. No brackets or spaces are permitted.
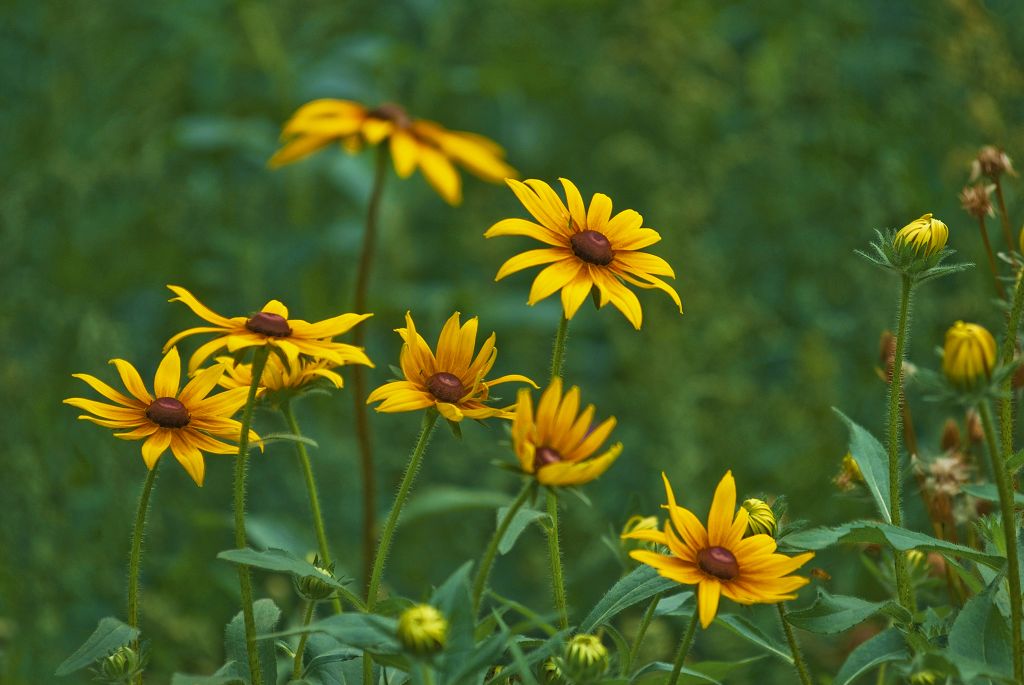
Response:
397,604,448,656
215,355,352,394
942,321,996,387
485,178,681,329
562,634,610,683
623,471,813,628
164,285,372,374
959,183,996,219
367,312,535,422
741,498,776,538
511,378,622,486
64,348,258,486
970,145,1016,182
269,99,516,205
94,645,146,684
833,452,864,492
893,213,949,256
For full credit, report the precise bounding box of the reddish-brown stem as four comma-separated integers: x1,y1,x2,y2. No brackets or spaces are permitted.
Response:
977,215,1006,298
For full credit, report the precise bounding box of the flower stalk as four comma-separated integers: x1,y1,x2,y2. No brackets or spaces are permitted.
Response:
472,480,535,612
994,179,1015,256
777,603,813,685
626,591,663,672
126,462,159,684
545,489,569,630
977,215,1005,298
291,599,316,681
667,610,700,685
550,316,570,381
886,274,914,612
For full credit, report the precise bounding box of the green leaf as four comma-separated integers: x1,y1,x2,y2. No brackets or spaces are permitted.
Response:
833,409,891,524
962,483,1024,506
785,588,911,634
170,676,244,685
217,547,364,610
579,565,678,632
401,487,511,524
947,575,1013,681
225,598,280,685
55,616,139,676
258,432,319,448
833,628,907,685
497,507,548,555
654,591,693,617
265,613,401,656
632,656,763,684
1006,448,1024,474
783,520,1005,568
714,614,793,665
431,562,477,676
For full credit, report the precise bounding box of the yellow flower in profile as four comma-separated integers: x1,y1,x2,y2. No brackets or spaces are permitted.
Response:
367,312,535,422
485,178,681,329
741,498,776,537
943,321,996,386
893,213,949,256
215,355,351,393
511,378,621,486
268,99,517,205
163,285,373,374
623,471,813,628
64,348,259,486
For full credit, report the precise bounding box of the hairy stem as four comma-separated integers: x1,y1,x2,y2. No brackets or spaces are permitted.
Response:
886,274,914,612
777,603,813,685
472,481,535,613
545,490,569,630
667,610,700,685
626,591,662,672
995,178,1016,257
549,315,570,382
127,463,159,684
291,600,316,681
978,215,1006,298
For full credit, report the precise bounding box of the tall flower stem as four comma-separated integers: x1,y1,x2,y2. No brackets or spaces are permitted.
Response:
885,274,914,612
667,610,700,685
979,400,1023,681
281,400,343,614
549,316,570,381
626,591,662,672
994,179,1016,257
545,490,569,630
999,271,1024,488
233,346,269,685
978,215,1006,298
291,600,316,681
127,462,160,684
472,481,535,612
353,145,389,590
777,603,813,685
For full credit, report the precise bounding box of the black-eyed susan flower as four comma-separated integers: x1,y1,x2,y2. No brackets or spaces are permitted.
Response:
485,178,682,330
397,604,448,656
623,471,813,628
511,378,621,486
64,348,258,486
215,355,351,393
268,99,517,205
367,311,534,422
893,213,949,256
943,321,997,386
163,285,373,374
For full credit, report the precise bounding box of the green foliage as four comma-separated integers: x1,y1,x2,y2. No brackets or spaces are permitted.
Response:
578,565,677,633
784,589,910,634
225,599,280,685
54,617,139,676
832,409,891,523
833,629,907,685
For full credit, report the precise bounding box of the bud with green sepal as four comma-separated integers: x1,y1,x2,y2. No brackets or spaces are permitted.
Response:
397,604,448,657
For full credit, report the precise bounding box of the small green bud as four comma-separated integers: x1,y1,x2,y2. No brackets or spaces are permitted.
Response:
740,498,776,538
294,557,337,601
562,634,609,684
93,645,145,684
541,657,564,685
397,604,447,656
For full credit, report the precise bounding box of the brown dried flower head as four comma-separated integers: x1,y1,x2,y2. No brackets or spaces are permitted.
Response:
939,418,961,452
971,146,1016,181
959,183,995,219
925,454,970,498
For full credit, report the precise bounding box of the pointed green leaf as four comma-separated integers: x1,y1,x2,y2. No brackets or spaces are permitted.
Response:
785,588,911,634
498,507,549,555
962,483,1024,506
834,628,907,685
948,575,1013,680
714,614,793,664
225,599,280,685
55,617,139,676
833,409,891,524
579,565,678,632
258,432,319,448
264,613,401,656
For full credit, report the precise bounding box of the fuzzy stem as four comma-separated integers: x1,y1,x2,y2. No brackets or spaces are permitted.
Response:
777,603,813,685
667,610,700,685
1000,271,1024,490
545,490,570,630
233,346,269,685
995,178,1016,257
549,316,570,382
886,274,914,612
978,215,1006,298
281,400,343,614
979,400,1023,681
626,591,662,672
291,600,316,681
127,462,159,684
472,481,535,613
353,145,389,591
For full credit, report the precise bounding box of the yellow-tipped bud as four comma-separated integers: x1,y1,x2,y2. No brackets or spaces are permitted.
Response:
397,604,448,656
942,321,997,387
834,453,864,491
95,645,145,684
741,498,776,538
294,558,337,601
563,634,610,683
894,213,949,256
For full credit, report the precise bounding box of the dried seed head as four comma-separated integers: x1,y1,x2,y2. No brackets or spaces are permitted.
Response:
959,183,995,219
939,418,961,452
966,409,984,443
971,145,1016,181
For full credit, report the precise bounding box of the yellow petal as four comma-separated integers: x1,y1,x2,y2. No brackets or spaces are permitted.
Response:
586,193,613,231
268,135,335,168
71,373,139,408
170,431,206,486
558,178,588,231
528,260,583,305
485,218,567,248
166,285,236,328
390,130,419,177
495,249,570,281
698,579,721,628
706,471,737,547
141,429,172,469
109,358,154,404
418,145,462,205
154,348,182,398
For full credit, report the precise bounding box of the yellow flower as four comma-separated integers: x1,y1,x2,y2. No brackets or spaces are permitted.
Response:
485,178,682,329
215,355,350,393
511,378,621,486
942,321,997,386
163,285,373,374
64,348,258,486
269,99,517,205
367,312,535,422
741,498,776,537
623,471,813,628
397,604,448,656
893,213,948,256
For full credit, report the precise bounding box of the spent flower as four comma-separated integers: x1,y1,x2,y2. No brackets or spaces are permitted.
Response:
971,145,1016,181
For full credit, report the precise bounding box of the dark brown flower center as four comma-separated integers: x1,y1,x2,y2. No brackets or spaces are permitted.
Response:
146,397,190,428
697,546,739,580
533,446,563,472
245,312,292,337
426,372,465,403
369,102,412,129
570,230,614,266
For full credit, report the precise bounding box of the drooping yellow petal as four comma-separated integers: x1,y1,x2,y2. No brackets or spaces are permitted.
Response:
170,431,206,486
166,285,236,328
390,130,419,177
141,429,172,469
418,145,462,205
697,579,721,628
528,260,583,305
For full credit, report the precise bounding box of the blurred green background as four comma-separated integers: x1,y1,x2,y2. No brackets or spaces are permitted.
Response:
3,0,1023,682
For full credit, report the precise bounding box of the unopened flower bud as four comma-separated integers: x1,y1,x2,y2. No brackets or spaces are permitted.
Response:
294,557,337,601
94,645,145,684
959,183,996,219
966,409,984,444
621,514,659,552
397,604,447,656
971,146,1016,182
834,453,864,491
542,658,565,685
894,213,948,256
942,321,997,387
939,419,961,452
563,634,609,684
740,498,776,538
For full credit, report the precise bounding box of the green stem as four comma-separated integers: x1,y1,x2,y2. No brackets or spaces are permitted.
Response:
281,400,343,614
886,274,914,612
777,603,813,685
421,664,436,685
999,272,1024,482
979,400,1023,681
667,610,700,685
626,591,662,672
291,600,316,681
127,462,159,683
354,144,389,591
549,316,570,382
233,346,269,685
472,481,535,612
545,490,569,630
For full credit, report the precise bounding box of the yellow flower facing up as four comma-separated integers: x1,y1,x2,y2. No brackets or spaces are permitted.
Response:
893,213,949,256
367,312,535,422
623,471,813,628
164,285,373,374
942,321,996,387
511,378,622,487
215,354,353,394
485,178,682,330
397,604,448,656
269,99,517,205
64,348,259,486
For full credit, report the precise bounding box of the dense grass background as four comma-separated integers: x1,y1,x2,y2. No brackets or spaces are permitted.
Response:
3,1,1023,682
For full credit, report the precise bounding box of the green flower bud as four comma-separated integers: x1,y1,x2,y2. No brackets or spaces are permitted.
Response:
93,645,145,684
740,498,776,538
397,604,448,656
562,634,609,684
294,557,337,601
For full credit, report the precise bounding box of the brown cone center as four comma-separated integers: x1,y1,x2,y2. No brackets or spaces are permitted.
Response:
369,102,412,129
246,311,292,337
570,230,614,266
533,446,563,472
697,546,739,580
426,372,465,403
146,397,190,428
